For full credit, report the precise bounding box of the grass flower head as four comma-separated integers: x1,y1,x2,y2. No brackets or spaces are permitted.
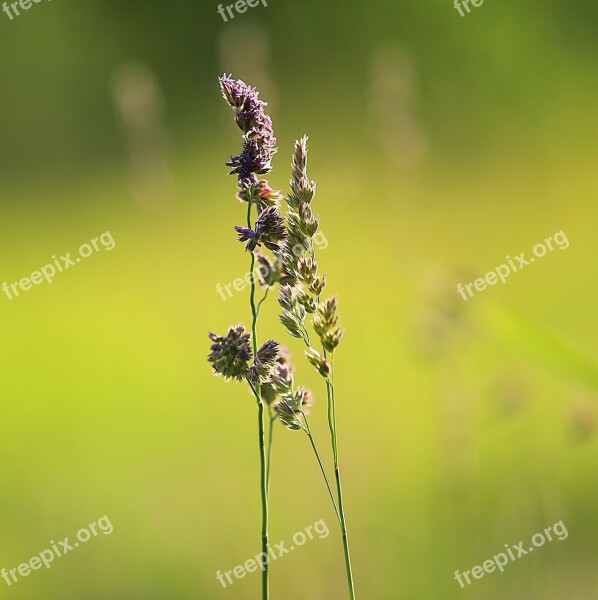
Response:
208,325,252,382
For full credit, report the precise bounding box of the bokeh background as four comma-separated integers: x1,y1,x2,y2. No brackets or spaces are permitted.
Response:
0,0,597,598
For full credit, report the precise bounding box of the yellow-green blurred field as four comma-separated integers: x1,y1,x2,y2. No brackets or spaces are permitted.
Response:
0,0,597,598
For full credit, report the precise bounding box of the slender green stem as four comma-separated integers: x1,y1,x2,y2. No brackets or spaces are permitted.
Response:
266,410,275,496
246,192,269,600
325,371,338,461
257,401,268,600
256,285,271,319
309,249,356,597
301,411,341,522
326,354,356,600
248,200,259,351
246,377,260,400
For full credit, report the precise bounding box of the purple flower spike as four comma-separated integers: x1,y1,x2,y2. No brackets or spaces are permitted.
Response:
234,206,286,253
234,225,259,252
219,74,277,188
208,325,253,382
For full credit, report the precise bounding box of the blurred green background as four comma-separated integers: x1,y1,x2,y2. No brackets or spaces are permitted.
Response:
0,0,597,598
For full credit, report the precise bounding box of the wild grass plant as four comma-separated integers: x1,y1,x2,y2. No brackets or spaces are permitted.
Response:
208,75,356,599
